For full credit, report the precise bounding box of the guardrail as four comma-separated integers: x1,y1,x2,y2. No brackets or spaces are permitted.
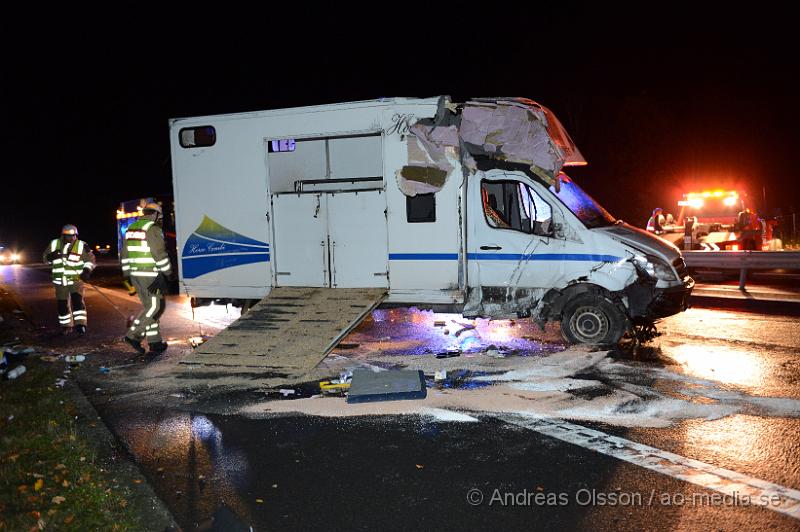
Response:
682,251,800,289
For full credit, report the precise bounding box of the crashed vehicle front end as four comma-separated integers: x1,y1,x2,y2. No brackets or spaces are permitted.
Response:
399,96,693,344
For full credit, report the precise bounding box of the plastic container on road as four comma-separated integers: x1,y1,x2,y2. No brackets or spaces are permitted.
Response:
64,355,86,363
7,365,26,379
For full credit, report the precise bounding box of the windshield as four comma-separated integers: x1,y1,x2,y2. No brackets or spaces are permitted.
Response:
549,173,616,228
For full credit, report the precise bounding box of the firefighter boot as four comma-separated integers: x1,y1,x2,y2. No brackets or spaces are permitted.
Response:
123,336,145,354
148,341,169,355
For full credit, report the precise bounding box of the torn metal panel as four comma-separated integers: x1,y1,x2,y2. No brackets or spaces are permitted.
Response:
395,96,582,197
463,285,546,319
397,125,459,196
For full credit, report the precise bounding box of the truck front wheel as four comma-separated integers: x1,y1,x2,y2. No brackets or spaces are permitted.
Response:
561,294,627,346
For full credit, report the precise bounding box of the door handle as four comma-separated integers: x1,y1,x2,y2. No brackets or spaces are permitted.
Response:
480,245,502,250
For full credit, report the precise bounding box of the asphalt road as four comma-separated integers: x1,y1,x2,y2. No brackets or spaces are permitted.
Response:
2,263,799,531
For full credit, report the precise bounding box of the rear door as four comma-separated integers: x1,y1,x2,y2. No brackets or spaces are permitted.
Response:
269,133,387,288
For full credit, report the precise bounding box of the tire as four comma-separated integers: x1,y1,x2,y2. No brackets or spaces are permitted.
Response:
560,294,628,346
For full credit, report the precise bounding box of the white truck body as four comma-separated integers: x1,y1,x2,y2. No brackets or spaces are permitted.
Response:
170,96,694,344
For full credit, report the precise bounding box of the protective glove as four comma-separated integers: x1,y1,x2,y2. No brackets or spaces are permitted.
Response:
46,251,60,262
79,269,92,282
148,274,169,294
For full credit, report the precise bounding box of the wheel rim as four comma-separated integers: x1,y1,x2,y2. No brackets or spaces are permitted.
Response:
569,306,609,343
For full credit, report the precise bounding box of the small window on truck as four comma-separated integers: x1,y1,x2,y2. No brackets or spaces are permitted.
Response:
179,126,216,148
406,194,436,223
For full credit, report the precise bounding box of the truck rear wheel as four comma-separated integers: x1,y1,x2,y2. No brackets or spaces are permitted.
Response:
561,294,627,346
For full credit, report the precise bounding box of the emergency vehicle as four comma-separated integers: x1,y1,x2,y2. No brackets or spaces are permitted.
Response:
653,189,781,251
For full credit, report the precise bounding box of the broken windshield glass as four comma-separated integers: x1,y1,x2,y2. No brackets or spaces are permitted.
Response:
550,173,616,228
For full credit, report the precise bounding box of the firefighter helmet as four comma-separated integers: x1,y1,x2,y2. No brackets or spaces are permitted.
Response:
61,224,78,236
142,202,162,215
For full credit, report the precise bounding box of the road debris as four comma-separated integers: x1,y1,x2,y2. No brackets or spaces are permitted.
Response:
7,365,26,380
336,342,359,349
347,369,426,404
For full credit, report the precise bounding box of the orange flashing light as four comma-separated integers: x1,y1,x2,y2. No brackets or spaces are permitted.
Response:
115,208,144,220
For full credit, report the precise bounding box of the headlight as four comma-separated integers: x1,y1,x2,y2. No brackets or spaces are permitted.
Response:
11,253,20,262
631,254,677,281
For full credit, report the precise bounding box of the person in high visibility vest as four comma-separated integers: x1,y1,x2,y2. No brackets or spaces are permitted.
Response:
121,202,174,355
42,224,96,335
646,207,665,234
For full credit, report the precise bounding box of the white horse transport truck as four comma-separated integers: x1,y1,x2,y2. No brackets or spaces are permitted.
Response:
169,96,693,371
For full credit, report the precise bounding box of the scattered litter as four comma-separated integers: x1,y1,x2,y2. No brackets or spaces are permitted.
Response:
64,355,86,363
435,350,461,359
4,345,35,357
454,326,476,337
169,393,184,398
278,389,296,397
337,342,359,349
8,415,14,422
94,388,102,392
188,335,210,348
347,369,426,404
40,355,60,363
433,320,447,327
320,380,350,395
55,379,67,388
99,366,111,374
378,336,391,342
7,365,26,380
484,345,509,358
443,329,450,335
429,369,496,390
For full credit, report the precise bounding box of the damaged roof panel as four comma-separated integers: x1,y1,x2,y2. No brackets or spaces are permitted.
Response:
396,96,585,196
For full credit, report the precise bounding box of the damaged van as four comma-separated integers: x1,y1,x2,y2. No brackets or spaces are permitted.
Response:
170,96,693,346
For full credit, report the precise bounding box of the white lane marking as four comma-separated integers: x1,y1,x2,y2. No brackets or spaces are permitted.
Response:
497,413,800,520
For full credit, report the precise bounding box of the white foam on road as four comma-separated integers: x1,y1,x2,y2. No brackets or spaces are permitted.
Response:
243,347,800,428
498,413,800,521
421,408,479,422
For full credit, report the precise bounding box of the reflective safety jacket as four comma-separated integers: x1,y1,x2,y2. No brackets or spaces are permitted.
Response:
43,238,96,286
121,219,172,278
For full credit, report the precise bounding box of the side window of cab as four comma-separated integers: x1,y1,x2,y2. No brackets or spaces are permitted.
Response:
481,180,552,237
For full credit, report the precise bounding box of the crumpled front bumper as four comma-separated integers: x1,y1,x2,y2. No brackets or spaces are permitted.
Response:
648,276,695,319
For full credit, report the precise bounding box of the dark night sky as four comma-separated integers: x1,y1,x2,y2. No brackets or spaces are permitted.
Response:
2,9,798,256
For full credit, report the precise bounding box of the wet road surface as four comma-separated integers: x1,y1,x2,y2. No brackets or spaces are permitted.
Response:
3,263,800,530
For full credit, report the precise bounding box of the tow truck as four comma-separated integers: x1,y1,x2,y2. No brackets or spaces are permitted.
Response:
650,189,782,251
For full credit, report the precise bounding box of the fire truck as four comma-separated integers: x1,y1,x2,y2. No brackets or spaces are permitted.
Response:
651,189,781,251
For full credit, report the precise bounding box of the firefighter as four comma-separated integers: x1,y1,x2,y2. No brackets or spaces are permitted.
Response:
646,207,665,234
737,208,762,250
42,224,96,335
121,202,174,355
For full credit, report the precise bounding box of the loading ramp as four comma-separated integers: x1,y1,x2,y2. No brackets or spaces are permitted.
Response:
180,287,386,376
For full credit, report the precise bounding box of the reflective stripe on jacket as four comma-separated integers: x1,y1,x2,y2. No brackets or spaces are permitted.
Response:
46,238,94,286
121,220,172,278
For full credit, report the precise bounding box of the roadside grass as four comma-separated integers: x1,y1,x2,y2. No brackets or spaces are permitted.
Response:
0,360,141,531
